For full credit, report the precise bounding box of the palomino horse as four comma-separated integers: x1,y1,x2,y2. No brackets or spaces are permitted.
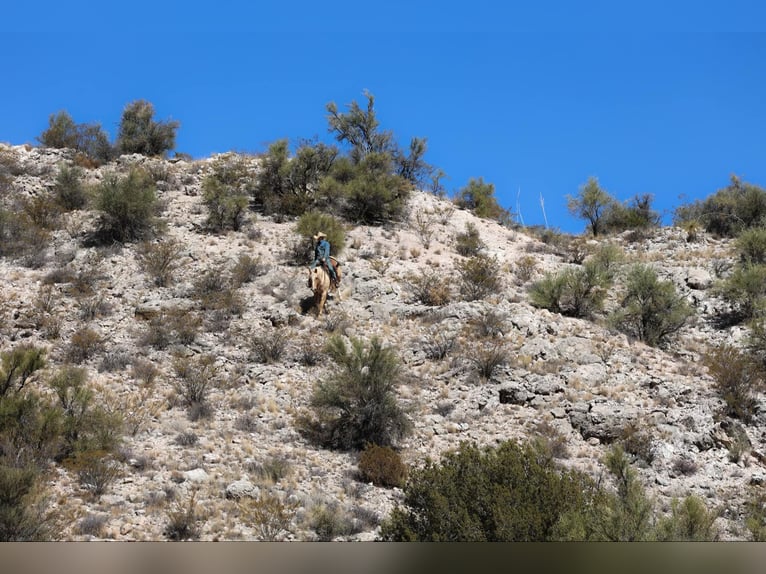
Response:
308,257,342,317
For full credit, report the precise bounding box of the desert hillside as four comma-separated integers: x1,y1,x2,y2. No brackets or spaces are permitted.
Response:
1,143,764,541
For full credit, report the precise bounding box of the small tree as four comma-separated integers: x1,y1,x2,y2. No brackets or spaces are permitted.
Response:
326,91,395,163
567,177,616,237
116,100,179,157
302,336,410,450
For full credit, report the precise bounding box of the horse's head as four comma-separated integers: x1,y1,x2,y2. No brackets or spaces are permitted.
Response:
308,267,318,290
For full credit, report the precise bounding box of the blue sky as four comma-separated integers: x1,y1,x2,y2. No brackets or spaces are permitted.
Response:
3,1,766,233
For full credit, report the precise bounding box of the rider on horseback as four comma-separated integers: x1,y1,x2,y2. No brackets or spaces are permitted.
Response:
310,232,338,286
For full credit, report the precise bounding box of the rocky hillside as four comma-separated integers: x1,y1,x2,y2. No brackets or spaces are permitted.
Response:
0,143,763,541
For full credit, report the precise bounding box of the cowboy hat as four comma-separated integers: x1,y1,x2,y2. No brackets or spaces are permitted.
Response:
315,232,327,239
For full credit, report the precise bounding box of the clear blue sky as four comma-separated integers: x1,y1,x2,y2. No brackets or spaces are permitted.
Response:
4,1,766,233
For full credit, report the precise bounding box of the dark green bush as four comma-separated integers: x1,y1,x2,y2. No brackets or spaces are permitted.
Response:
253,139,337,216
326,153,411,225
358,443,407,488
294,211,346,263
94,167,160,243
0,465,53,541
116,100,179,157
674,175,766,237
379,439,600,541
611,264,692,347
301,336,410,450
38,111,114,164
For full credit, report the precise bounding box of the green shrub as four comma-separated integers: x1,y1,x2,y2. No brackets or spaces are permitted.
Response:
94,167,159,243
715,264,766,321
611,264,692,347
704,344,764,422
588,445,655,541
116,100,179,157
379,439,600,541
455,222,484,257
54,165,88,211
358,443,407,488
567,177,616,237
253,139,337,217
736,227,766,266
654,496,719,541
301,336,410,450
457,254,503,301
529,260,610,319
202,171,251,232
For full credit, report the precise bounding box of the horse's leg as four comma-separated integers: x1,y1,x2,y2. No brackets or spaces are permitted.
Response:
317,290,327,317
